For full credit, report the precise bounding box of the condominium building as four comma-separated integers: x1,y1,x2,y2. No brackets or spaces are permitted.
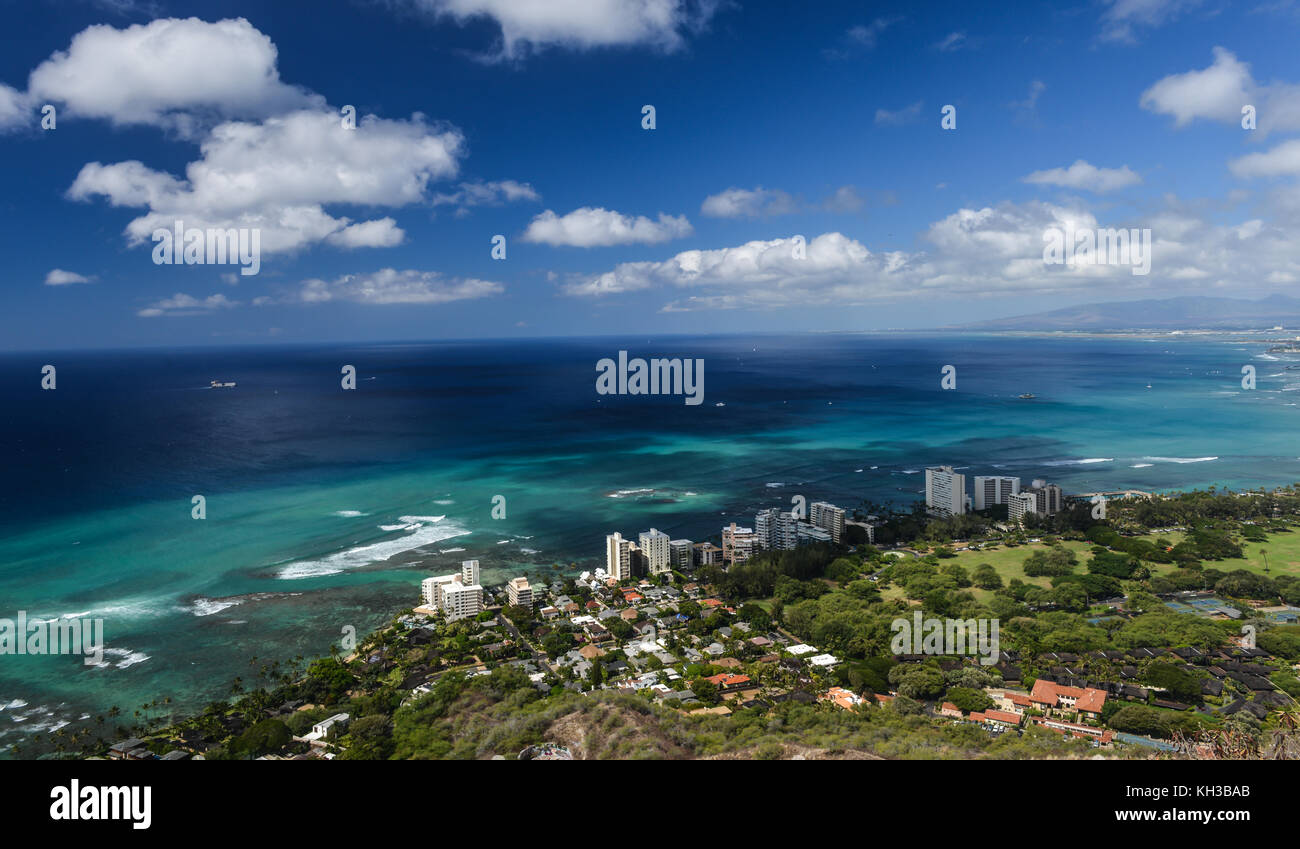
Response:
721,522,756,565
693,541,721,567
460,559,481,587
973,476,1020,511
440,579,484,622
669,539,694,570
421,570,483,621
639,528,672,575
925,466,967,517
810,501,845,543
606,532,633,581
755,508,798,551
1008,490,1037,523
1025,480,1063,516
506,576,533,608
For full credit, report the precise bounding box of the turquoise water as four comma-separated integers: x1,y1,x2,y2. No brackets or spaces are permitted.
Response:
1,332,1297,751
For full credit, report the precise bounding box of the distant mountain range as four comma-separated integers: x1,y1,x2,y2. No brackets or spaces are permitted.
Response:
958,295,1300,331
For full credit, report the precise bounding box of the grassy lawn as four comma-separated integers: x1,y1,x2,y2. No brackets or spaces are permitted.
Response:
939,540,1095,602
1133,529,1300,580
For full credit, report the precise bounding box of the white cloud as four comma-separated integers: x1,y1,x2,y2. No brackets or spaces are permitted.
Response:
1230,138,1300,178
1139,47,1300,137
67,109,463,254
1140,47,1251,127
560,197,1300,309
27,18,322,135
700,187,796,218
824,17,899,59
432,179,541,209
934,31,966,52
44,269,96,285
1023,160,1142,193
522,207,692,247
138,292,239,317
1100,0,1202,43
0,84,30,132
822,186,865,213
291,269,504,305
407,0,722,60
875,101,922,126
1010,80,1046,111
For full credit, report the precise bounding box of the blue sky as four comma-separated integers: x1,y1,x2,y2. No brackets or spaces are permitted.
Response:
1,0,1299,350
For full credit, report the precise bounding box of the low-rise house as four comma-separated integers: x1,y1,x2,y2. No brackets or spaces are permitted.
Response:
939,702,963,718
823,686,865,710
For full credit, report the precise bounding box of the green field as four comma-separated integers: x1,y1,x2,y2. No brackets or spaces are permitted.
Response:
1134,529,1300,580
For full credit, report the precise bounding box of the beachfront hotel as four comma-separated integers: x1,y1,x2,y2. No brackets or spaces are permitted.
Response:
973,476,1020,511
925,466,968,517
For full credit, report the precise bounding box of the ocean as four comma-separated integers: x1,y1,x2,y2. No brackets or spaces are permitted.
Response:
1,332,1297,751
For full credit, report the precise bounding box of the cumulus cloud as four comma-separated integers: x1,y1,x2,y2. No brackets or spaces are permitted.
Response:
700,187,796,218
1140,47,1300,136
289,269,504,305
522,207,692,247
560,197,1300,309
67,109,464,254
875,101,923,126
138,292,238,317
0,84,30,132
406,0,722,60
1023,160,1142,193
1230,139,1300,178
27,17,322,136
44,269,97,286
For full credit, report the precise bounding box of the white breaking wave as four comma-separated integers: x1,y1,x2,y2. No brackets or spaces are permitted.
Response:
87,647,151,670
333,510,366,517
1043,458,1112,466
277,516,469,579
189,598,242,616
1143,456,1218,464
1131,463,1154,468
439,547,466,554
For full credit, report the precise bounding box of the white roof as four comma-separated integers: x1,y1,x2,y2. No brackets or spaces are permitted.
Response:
787,644,817,655
809,654,839,666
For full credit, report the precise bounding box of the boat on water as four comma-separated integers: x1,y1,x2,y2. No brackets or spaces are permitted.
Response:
1018,393,1035,399
210,380,236,388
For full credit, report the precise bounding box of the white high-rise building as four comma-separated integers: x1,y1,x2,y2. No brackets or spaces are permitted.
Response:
440,580,483,621
421,572,483,621
925,466,967,517
1008,491,1037,523
506,576,533,608
461,559,480,587
639,528,671,575
421,575,455,607
669,539,693,570
810,502,845,543
973,476,1020,511
606,532,633,581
